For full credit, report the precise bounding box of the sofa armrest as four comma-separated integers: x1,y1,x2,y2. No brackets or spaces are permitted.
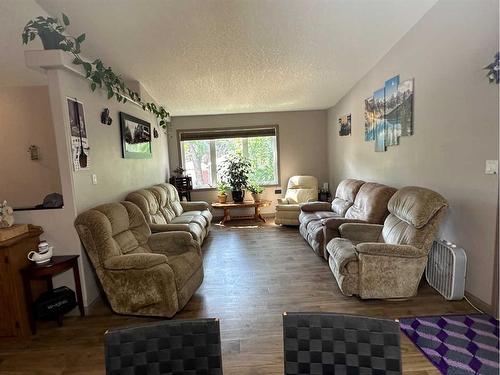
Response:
339,223,383,243
300,201,331,212
104,253,167,270
180,201,211,211
356,243,427,258
277,198,289,204
148,231,201,256
323,218,366,230
150,223,191,233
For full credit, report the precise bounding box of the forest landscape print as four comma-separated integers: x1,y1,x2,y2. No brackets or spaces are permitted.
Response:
364,75,414,152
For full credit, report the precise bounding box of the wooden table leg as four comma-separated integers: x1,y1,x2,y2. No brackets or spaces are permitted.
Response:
255,205,266,223
22,275,36,334
72,260,85,317
221,208,230,225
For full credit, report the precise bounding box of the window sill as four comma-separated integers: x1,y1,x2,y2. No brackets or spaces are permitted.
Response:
192,184,280,193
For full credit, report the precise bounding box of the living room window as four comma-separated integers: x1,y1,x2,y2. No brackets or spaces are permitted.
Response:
179,126,279,189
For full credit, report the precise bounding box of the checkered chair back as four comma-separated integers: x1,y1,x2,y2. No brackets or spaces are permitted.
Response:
104,318,223,375
283,313,402,375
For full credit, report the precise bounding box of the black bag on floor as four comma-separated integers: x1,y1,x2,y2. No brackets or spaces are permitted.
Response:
34,286,77,319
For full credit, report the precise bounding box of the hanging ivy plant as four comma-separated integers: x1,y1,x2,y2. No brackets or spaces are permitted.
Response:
22,13,171,128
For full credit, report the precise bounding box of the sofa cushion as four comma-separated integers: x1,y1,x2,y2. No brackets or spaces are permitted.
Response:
330,179,365,215
330,198,352,216
276,203,300,212
345,182,396,223
173,214,207,228
149,186,176,222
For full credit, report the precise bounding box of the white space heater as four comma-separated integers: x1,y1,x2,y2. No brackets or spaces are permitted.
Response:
425,240,467,300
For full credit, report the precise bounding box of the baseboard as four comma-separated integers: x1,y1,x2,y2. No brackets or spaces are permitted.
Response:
212,213,275,221
465,291,497,317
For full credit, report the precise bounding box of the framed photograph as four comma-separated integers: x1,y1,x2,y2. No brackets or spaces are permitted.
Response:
67,98,90,171
338,114,351,136
119,112,152,159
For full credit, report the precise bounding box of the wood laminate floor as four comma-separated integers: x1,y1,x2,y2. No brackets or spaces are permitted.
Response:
0,221,474,374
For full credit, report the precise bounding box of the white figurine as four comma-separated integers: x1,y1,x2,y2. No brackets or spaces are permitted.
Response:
0,200,14,228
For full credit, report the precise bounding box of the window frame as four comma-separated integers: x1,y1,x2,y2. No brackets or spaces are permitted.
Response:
177,124,281,191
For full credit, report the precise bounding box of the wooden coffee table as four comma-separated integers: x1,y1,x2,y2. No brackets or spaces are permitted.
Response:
211,200,271,224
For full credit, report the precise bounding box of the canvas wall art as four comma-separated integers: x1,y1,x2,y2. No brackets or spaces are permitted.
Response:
119,112,152,159
67,98,90,171
338,114,352,136
364,75,414,152
364,96,375,141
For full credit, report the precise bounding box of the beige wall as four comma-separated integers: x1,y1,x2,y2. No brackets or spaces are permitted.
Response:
169,110,328,215
0,86,61,207
327,0,499,308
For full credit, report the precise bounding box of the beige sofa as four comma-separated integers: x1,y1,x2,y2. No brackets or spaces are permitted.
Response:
300,180,396,259
327,186,448,299
275,175,318,225
74,202,203,317
126,183,212,245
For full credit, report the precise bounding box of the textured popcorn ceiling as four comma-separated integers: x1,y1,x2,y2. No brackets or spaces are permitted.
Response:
4,0,437,115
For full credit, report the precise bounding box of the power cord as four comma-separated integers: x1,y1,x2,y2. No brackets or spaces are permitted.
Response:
464,295,487,315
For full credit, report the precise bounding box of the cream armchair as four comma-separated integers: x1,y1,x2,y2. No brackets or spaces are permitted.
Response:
326,186,448,299
275,175,318,225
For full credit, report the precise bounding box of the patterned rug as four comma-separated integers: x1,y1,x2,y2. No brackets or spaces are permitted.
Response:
400,314,499,374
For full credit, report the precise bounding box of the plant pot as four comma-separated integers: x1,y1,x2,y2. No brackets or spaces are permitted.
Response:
231,190,245,203
251,193,261,203
38,30,64,50
217,194,227,204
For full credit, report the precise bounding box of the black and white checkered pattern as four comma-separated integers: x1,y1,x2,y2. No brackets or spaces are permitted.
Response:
104,318,223,375
283,313,402,375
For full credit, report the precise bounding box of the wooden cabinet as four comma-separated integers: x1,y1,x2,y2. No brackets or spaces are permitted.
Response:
0,225,43,338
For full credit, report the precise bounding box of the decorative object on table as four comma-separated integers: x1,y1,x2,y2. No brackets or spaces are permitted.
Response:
119,112,152,159
400,314,499,375
0,225,43,338
338,113,352,136
105,319,223,375
484,52,499,84
153,128,159,138
216,181,229,203
22,13,171,130
100,108,112,125
27,241,53,264
174,166,186,176
212,200,271,225
283,312,402,375
67,98,90,170
219,153,251,203
168,175,193,201
21,255,85,334
28,145,40,160
365,75,414,152
247,182,264,202
0,200,14,228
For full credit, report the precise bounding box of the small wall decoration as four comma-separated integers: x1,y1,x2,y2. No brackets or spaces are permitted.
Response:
338,114,352,136
484,52,499,84
67,98,90,170
119,112,152,159
365,75,414,152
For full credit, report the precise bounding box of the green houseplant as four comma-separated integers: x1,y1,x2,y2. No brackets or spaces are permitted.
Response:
247,182,264,203
22,15,70,50
216,181,229,204
219,154,251,203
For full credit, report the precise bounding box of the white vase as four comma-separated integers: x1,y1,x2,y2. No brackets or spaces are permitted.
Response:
252,193,261,202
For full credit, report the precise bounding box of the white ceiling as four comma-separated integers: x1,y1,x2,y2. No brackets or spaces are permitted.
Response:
2,0,438,115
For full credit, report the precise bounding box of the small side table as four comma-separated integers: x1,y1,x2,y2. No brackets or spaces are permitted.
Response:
21,255,85,334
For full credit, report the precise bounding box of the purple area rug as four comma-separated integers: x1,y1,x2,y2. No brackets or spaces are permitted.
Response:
400,314,499,374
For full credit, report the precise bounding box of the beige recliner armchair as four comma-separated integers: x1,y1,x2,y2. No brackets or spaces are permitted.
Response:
275,175,318,225
327,186,448,299
74,202,203,317
126,183,212,245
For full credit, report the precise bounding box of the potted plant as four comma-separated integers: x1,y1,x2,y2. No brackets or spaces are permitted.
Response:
219,154,251,203
216,181,229,204
247,182,264,203
22,14,72,50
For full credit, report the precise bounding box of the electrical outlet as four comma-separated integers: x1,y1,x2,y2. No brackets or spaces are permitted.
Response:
274,189,282,194
485,160,498,175
91,174,98,185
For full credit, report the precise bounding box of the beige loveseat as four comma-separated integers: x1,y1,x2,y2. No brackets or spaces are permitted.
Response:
275,175,318,226
327,186,448,299
300,179,396,259
126,183,212,245
74,202,203,317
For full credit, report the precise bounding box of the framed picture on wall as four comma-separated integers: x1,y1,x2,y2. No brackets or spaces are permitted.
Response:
119,112,152,159
67,98,90,171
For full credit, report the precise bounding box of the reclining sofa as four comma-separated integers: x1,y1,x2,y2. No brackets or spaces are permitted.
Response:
126,183,212,245
299,179,396,259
